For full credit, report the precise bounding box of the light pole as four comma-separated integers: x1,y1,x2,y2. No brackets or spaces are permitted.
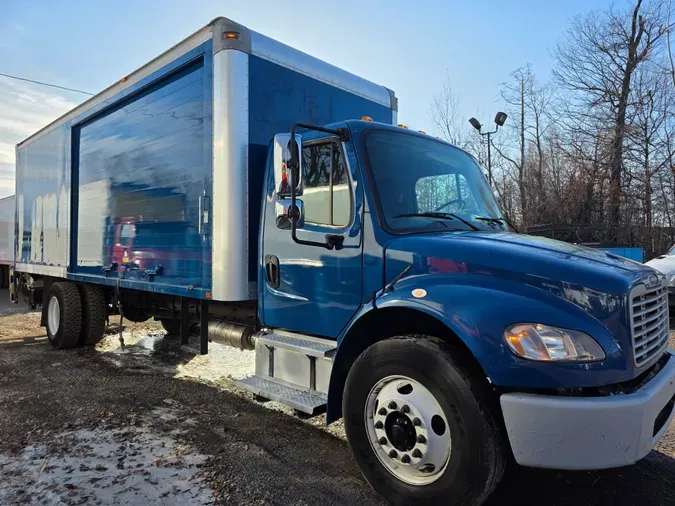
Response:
468,112,507,186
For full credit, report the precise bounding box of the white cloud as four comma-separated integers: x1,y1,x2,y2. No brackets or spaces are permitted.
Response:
0,78,78,195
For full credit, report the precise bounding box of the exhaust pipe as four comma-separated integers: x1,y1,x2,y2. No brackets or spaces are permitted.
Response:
208,321,255,350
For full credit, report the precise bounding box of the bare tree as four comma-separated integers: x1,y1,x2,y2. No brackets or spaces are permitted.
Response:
430,71,464,146
491,65,552,222
553,0,667,231
428,0,675,256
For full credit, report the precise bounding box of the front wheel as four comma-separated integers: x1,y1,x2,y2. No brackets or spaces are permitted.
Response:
343,336,506,506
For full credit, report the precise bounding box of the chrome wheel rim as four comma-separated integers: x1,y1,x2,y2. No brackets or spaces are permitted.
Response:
365,375,451,486
47,295,60,337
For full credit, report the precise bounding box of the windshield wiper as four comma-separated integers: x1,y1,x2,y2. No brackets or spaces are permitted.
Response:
474,216,520,233
393,212,479,231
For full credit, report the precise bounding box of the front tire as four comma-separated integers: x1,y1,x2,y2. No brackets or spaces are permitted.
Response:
46,282,83,350
343,336,506,506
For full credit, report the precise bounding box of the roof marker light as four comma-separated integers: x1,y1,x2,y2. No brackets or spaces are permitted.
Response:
361,116,373,122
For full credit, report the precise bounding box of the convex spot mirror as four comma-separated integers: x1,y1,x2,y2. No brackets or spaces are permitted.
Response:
275,199,304,230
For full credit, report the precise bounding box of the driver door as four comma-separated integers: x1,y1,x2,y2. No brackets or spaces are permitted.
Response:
261,134,363,338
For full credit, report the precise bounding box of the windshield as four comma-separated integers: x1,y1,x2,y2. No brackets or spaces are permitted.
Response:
669,244,675,255
364,130,505,233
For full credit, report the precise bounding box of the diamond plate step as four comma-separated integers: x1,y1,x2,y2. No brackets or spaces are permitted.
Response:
237,375,327,415
256,332,336,358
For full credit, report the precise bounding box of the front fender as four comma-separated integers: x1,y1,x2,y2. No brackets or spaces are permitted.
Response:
338,273,632,390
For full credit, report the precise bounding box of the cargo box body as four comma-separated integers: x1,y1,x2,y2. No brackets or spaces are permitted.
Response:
0,195,14,266
15,17,396,302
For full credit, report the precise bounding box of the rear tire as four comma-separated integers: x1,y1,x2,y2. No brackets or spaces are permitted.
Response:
46,282,82,350
0,266,6,289
78,284,107,345
160,318,181,336
343,336,507,506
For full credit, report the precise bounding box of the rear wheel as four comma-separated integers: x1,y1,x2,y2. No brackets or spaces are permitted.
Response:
46,282,82,350
78,284,107,345
343,336,506,506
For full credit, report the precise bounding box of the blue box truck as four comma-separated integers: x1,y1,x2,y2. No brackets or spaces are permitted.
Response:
12,17,675,506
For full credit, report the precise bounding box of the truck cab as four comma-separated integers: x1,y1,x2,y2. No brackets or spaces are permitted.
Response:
245,118,675,504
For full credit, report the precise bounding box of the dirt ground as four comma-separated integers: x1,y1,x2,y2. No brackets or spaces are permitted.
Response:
1,290,675,505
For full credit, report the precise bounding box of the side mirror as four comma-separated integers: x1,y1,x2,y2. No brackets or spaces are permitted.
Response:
273,133,303,197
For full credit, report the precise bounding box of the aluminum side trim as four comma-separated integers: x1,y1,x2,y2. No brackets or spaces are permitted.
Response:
212,49,249,301
14,263,66,278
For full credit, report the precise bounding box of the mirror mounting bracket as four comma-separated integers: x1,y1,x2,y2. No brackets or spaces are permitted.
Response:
287,122,350,249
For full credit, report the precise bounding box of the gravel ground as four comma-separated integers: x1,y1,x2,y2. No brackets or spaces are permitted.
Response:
1,290,675,505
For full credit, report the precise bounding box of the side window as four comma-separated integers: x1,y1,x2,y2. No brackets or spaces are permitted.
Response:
302,141,351,227
118,223,135,247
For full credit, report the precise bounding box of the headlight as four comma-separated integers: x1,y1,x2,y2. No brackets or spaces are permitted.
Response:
668,274,675,287
504,323,605,362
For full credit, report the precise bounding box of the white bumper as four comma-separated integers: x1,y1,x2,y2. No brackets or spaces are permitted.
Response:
500,351,675,470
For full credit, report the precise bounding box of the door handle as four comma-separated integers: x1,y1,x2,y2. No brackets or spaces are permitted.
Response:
325,234,344,250
265,255,280,288
198,194,210,237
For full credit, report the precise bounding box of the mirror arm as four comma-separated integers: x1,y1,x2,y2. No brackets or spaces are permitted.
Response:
288,123,335,249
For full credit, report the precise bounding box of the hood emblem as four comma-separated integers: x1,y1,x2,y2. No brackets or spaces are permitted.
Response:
412,288,427,299
645,274,660,288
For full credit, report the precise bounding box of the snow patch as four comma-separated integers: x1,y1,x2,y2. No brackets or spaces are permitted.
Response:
0,407,214,505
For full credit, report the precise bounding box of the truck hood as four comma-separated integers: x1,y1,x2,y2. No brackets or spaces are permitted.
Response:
385,231,656,298
645,254,675,276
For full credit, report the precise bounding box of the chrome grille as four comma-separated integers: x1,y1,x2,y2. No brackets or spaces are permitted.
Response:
630,281,670,368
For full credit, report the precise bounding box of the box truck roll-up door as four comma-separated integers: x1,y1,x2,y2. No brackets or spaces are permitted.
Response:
72,57,211,290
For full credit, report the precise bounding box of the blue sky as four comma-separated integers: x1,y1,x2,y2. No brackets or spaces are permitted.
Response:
0,0,630,197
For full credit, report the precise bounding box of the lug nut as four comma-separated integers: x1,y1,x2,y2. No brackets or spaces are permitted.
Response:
388,450,398,459
413,417,421,426
388,401,397,410
401,404,410,414
412,449,423,459
417,434,426,444
401,454,411,464
379,437,388,445
378,408,387,416
375,421,383,429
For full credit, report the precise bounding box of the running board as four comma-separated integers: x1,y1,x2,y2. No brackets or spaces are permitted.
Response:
256,332,336,358
237,331,336,415
237,375,327,415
